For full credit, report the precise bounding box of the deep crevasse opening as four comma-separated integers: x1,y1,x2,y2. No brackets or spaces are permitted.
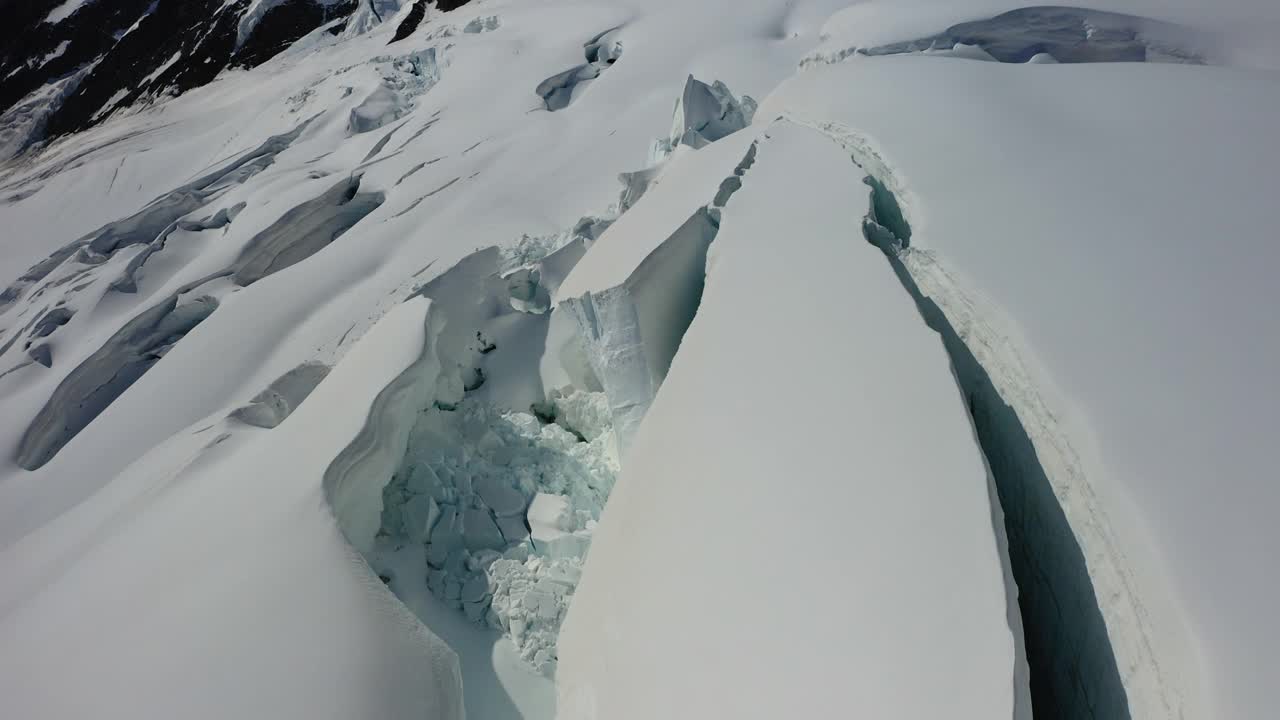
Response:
345,217,623,680
859,166,1136,720
359,189,735,677
320,76,758,712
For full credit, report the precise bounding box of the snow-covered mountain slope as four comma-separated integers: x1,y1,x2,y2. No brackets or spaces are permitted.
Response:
0,0,389,161
0,1,1277,719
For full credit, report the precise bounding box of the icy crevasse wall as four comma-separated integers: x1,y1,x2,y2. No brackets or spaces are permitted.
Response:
556,87,757,454
854,151,1136,719
896,244,1135,720
324,302,445,554
559,207,718,455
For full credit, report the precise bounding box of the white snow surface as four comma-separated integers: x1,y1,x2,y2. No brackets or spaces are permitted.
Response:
0,0,1278,718
764,55,1280,719
0,297,464,719
557,120,1025,719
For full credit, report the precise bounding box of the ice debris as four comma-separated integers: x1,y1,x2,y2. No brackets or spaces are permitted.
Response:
501,217,610,315
378,390,617,672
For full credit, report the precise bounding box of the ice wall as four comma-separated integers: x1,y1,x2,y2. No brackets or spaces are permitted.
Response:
556,104,759,454
558,208,717,454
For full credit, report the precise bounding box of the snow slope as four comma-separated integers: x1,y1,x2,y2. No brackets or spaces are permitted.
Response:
765,55,1280,719
557,119,1029,720
0,297,464,719
0,0,1278,718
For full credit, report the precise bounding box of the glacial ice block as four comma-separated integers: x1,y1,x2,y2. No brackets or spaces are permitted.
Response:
649,76,757,165
556,122,1024,720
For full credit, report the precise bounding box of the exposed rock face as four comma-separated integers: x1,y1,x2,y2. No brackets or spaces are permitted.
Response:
0,0,358,158
390,0,428,43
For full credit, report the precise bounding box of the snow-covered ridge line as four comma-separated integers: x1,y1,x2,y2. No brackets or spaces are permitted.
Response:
792,114,1180,719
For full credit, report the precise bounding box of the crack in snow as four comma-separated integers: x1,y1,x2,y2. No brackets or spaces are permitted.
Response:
791,115,1178,720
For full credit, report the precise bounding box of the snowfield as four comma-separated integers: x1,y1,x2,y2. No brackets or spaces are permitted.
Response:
0,0,1277,719
558,119,1029,720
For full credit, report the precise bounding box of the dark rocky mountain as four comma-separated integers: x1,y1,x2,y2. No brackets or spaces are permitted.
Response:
0,0,443,159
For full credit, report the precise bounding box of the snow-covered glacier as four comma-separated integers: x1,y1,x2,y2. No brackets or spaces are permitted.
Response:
1,1,1278,719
